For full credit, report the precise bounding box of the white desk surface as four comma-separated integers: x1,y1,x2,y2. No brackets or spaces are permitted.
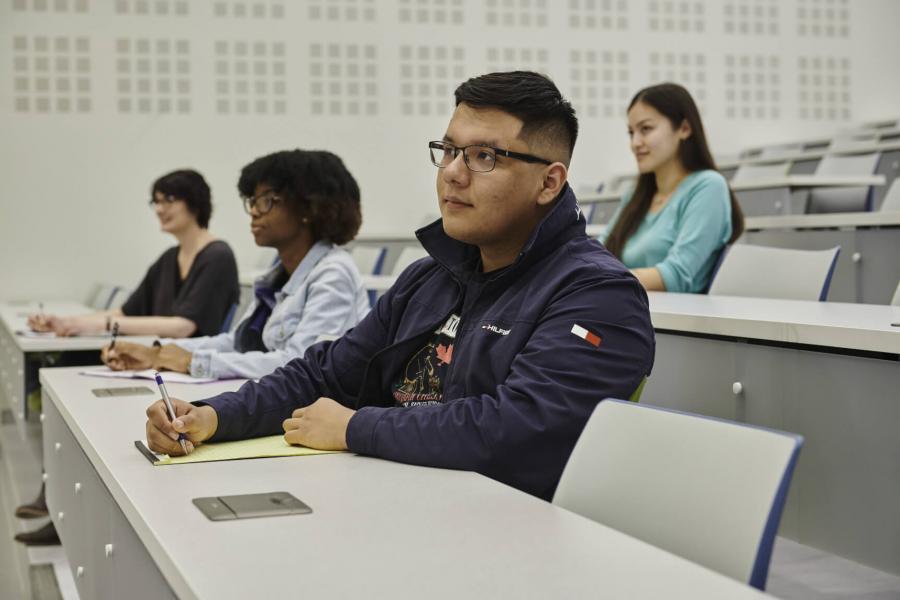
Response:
730,174,886,191
0,302,155,353
648,292,900,355
42,367,771,600
744,211,900,230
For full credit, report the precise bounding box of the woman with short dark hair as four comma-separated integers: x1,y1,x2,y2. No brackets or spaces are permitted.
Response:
28,168,239,337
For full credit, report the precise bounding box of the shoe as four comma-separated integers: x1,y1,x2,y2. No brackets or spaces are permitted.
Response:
14,522,60,546
15,484,48,519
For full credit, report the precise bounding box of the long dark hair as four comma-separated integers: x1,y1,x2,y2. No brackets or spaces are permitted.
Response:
604,83,744,258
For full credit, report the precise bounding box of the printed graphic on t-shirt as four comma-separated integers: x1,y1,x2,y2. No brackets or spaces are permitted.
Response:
392,314,459,407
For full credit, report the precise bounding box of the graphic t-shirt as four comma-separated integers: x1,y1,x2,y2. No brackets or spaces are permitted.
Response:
392,314,459,407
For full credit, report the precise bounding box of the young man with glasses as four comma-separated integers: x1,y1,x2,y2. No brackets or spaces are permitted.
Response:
103,149,370,380
145,72,655,501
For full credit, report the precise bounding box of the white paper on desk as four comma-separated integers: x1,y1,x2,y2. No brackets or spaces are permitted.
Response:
80,367,216,384
15,330,57,338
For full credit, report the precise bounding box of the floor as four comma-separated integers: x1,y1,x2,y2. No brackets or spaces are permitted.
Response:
2,405,900,599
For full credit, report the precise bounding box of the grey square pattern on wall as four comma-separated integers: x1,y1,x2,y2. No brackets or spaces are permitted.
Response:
309,44,378,116
798,56,851,120
485,0,548,27
215,40,287,115
116,38,191,114
5,0,861,126
570,50,630,119
647,0,705,33
399,46,465,117
13,35,91,113
398,0,463,25
649,52,707,112
486,47,549,74
13,0,88,12
797,0,850,37
724,0,778,35
212,1,285,19
307,0,376,22
724,54,781,119
114,0,188,15
567,0,628,30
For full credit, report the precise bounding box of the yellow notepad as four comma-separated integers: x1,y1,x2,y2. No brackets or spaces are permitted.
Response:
139,435,343,466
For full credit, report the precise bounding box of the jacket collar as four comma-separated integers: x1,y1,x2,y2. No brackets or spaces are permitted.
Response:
416,183,587,281
256,239,334,296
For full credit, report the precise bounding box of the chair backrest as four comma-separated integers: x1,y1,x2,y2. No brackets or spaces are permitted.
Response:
87,283,121,310
709,244,840,301
350,245,387,275
891,281,900,306
880,179,900,212
553,400,803,590
815,151,880,176
828,132,878,152
731,161,789,184
758,143,804,160
106,287,132,310
390,246,429,276
219,302,239,334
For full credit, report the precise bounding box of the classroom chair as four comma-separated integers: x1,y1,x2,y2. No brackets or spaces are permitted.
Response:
87,283,122,310
389,246,429,276
709,244,840,301
553,399,803,591
757,143,804,160
729,161,790,184
105,286,131,310
350,245,387,277
806,152,881,213
880,178,900,212
891,282,900,306
350,245,388,307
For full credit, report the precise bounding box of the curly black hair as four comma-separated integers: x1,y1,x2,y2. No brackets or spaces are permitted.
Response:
152,169,213,228
237,150,362,245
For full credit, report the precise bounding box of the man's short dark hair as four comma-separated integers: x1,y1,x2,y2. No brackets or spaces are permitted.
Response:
454,71,578,164
237,149,362,245
152,169,212,228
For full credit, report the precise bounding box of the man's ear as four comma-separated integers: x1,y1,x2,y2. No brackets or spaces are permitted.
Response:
537,163,568,206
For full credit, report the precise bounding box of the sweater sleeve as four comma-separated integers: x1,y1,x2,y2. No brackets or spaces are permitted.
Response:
654,173,731,293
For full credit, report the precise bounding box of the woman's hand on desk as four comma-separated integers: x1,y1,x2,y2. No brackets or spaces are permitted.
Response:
283,398,355,451
146,399,218,456
29,313,105,336
103,341,158,370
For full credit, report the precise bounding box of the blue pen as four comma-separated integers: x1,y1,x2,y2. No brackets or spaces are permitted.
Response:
154,371,189,454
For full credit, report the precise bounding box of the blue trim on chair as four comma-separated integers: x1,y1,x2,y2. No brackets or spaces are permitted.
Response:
102,286,121,310
701,245,730,294
367,247,388,308
819,246,841,301
865,153,884,212
219,302,238,334
371,247,387,275
749,435,803,590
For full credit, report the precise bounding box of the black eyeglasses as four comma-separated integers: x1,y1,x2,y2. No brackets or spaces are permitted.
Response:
242,190,282,215
428,140,552,173
148,194,179,207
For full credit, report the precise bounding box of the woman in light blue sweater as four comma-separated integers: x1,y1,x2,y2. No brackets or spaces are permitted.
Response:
601,83,744,293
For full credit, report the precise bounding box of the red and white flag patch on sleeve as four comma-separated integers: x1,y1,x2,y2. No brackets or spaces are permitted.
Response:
571,324,602,348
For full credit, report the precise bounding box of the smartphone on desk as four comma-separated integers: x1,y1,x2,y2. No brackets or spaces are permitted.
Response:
193,492,312,521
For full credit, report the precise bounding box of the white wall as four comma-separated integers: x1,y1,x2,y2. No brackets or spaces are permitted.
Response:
1,0,898,302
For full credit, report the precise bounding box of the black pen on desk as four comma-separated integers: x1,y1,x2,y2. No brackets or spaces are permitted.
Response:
154,371,189,455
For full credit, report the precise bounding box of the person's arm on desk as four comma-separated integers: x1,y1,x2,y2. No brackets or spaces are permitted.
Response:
146,398,218,455
102,341,192,372
28,309,197,338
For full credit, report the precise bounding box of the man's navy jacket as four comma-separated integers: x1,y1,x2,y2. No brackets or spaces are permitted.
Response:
202,185,656,500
